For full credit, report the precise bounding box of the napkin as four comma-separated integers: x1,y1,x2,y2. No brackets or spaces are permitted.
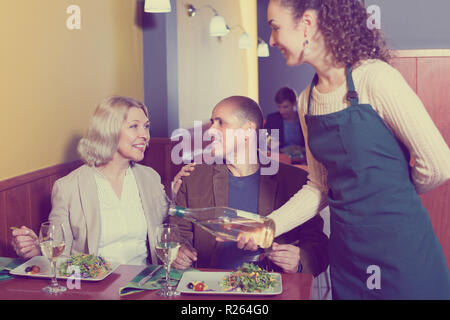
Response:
119,264,198,296
0,257,24,281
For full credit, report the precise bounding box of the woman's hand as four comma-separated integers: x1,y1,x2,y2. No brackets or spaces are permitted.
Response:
11,226,40,259
266,242,301,273
171,163,196,196
173,243,198,270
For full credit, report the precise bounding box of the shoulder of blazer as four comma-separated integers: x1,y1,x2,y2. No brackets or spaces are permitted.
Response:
131,163,166,200
179,164,227,199
53,164,92,188
182,163,221,183
132,163,161,182
265,112,282,125
267,111,281,119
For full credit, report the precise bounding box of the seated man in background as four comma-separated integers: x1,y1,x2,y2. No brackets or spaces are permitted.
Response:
264,87,306,163
170,96,328,276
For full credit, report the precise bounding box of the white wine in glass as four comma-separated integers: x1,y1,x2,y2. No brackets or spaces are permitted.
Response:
155,224,181,297
155,241,181,266
39,222,67,294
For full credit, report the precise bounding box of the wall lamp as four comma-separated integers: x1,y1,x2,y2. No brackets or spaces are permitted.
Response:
228,25,251,49
257,38,270,57
186,3,229,37
144,0,172,13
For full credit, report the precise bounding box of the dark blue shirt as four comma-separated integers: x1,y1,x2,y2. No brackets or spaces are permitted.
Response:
283,119,303,147
213,168,262,269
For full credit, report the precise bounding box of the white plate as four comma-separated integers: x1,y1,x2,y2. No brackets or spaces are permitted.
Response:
10,255,119,282
177,271,282,295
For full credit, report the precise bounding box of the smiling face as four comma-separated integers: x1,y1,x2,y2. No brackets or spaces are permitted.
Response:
268,0,306,66
116,107,150,163
208,102,243,160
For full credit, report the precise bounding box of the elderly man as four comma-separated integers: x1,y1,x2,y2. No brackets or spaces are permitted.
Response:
171,96,328,276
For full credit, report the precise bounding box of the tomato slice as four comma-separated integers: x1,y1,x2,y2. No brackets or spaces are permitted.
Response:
31,265,41,274
194,282,205,291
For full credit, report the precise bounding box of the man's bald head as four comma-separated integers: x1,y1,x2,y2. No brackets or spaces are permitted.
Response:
216,96,264,131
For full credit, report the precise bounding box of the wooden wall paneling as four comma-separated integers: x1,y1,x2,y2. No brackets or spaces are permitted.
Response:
416,56,450,266
417,57,450,142
142,138,170,184
420,183,450,263
390,57,417,92
3,184,31,257
167,140,186,197
0,161,83,257
164,141,173,196
170,159,184,197
47,172,66,194
141,138,185,197
0,162,79,193
28,176,53,233
0,192,7,257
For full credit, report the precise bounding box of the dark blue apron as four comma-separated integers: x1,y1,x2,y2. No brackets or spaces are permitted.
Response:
305,66,450,299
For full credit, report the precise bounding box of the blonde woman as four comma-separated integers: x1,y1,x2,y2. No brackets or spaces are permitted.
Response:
12,96,168,265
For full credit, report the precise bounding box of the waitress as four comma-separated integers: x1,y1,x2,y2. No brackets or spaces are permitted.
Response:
261,0,450,299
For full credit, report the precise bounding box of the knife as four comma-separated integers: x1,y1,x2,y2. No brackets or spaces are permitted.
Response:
138,265,163,287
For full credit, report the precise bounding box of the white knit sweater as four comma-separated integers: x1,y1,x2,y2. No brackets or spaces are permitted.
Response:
269,59,450,237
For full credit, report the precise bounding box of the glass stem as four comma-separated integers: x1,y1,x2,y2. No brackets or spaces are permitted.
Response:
52,260,58,287
165,263,171,289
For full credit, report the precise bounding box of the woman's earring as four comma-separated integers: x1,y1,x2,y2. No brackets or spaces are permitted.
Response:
303,39,310,55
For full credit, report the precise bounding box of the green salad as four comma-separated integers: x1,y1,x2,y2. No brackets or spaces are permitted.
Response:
59,254,112,279
220,263,277,293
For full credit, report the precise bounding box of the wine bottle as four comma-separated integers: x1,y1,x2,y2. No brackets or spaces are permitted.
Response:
168,206,275,249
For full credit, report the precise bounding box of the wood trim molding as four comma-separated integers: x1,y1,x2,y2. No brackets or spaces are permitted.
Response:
392,49,450,58
0,160,83,192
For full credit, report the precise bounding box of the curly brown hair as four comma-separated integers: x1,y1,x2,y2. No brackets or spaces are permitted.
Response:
279,0,391,67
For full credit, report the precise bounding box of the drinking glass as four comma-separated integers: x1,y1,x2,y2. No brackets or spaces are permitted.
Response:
155,224,181,297
39,222,67,294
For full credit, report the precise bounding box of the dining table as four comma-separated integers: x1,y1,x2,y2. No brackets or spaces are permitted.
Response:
0,263,314,300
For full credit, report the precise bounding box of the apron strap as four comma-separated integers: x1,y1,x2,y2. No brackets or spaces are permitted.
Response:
345,65,359,106
307,74,319,116
307,65,359,115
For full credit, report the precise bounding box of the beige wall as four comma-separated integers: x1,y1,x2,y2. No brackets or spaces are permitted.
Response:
176,0,258,128
0,0,144,180
0,0,258,179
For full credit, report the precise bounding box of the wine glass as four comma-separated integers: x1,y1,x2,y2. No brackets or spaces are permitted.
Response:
155,224,181,297
39,222,67,294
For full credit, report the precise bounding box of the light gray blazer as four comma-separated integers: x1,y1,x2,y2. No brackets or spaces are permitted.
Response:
49,163,168,264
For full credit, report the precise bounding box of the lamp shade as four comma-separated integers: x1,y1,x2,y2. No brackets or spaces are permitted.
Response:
257,41,270,57
144,0,171,13
239,32,251,49
209,15,229,37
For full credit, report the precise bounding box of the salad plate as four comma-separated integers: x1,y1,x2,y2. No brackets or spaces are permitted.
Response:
10,255,119,282
177,271,282,295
